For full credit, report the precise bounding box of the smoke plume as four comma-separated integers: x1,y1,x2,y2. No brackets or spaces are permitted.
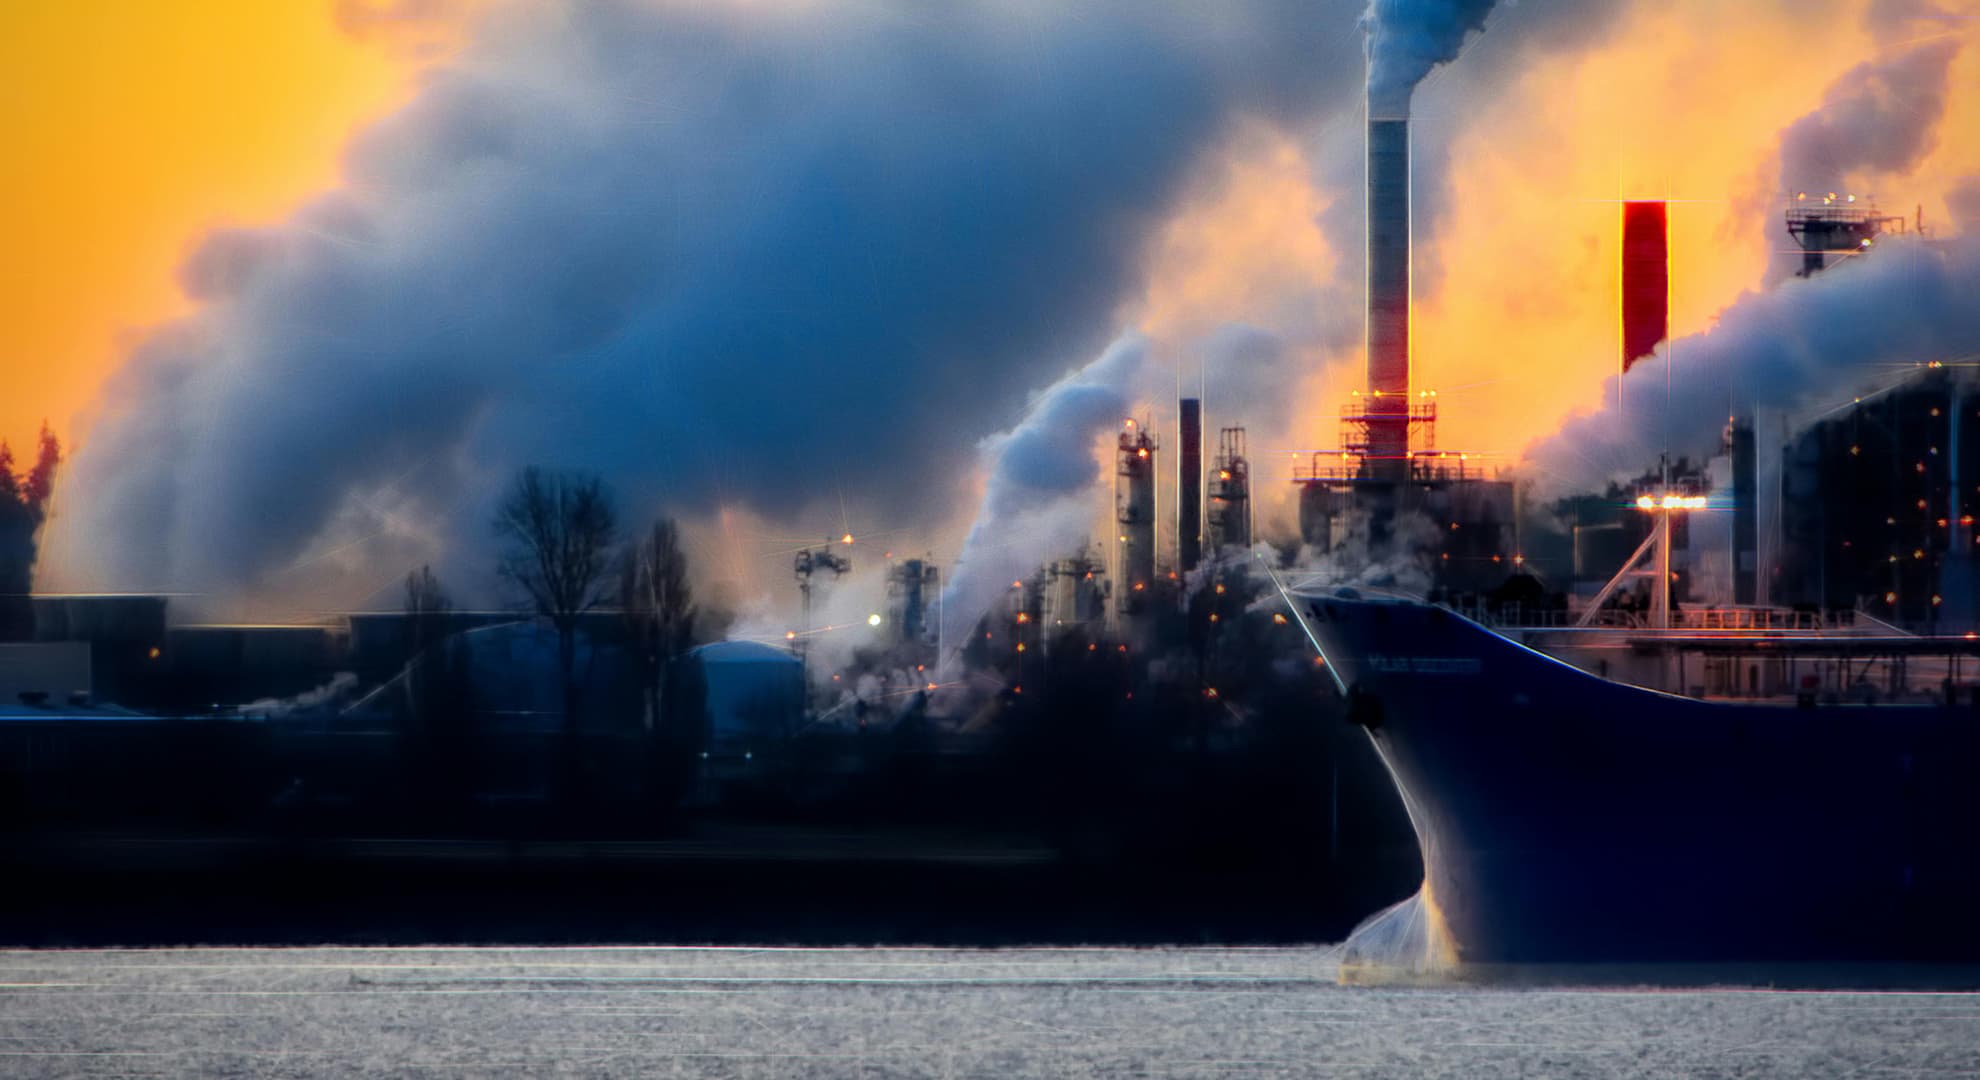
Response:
1525,226,1980,493
47,0,1365,612
938,336,1147,653
1778,39,1961,203
1363,0,1500,117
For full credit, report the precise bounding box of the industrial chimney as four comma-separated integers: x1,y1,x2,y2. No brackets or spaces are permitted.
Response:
1366,118,1411,482
1178,398,1203,573
1620,201,1668,374
1116,419,1157,615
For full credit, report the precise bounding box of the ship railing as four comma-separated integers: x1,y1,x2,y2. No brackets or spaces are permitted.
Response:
1453,605,1835,633
1671,607,1827,632
1443,604,1640,630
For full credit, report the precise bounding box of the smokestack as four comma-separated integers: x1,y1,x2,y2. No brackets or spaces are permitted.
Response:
1116,420,1157,615
1178,398,1202,572
1730,419,1757,605
1367,117,1410,480
1621,201,1668,373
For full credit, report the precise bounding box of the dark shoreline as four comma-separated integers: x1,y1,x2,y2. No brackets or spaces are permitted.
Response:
0,822,1420,949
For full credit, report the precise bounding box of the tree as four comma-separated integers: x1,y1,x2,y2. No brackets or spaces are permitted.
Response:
620,518,697,731
402,564,452,729
402,564,475,813
492,467,617,739
0,424,59,641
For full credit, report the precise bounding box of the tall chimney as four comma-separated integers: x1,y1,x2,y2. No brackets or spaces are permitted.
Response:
1367,118,1411,481
1621,201,1668,374
1178,398,1202,573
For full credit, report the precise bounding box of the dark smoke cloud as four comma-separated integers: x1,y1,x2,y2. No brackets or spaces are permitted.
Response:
53,0,1370,609
1778,38,1962,202
1363,0,1499,117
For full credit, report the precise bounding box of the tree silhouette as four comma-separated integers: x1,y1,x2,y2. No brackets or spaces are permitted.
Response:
620,518,697,732
492,468,617,740
0,424,60,641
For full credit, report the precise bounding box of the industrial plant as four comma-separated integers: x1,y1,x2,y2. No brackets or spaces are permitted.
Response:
0,47,1967,966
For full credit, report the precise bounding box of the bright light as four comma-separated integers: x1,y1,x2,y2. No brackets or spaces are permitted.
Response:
1137,447,1148,459
785,631,797,641
841,533,854,545
1273,613,1288,625
1637,494,1707,511
867,613,882,627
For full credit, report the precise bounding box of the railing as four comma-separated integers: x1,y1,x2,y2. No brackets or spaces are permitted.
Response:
1452,604,1834,633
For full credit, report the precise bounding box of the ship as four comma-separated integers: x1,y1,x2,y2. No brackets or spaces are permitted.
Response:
1288,580,1980,973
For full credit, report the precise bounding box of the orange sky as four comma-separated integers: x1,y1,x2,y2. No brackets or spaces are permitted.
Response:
1408,0,1974,475
0,2,428,455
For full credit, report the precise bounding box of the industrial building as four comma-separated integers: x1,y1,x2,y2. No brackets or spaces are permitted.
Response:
1292,115,1515,592
1777,363,1978,628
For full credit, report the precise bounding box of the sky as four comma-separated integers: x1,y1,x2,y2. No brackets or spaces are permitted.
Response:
9,0,1979,633
0,2,444,455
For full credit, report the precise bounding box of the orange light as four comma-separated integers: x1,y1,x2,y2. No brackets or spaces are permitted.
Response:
1088,643,1097,651
1137,448,1148,459
1016,612,1030,624
1273,613,1288,625
1016,643,1026,652
147,646,161,660
1214,583,1226,595
785,631,797,641
841,533,854,545
1133,582,1146,591
1209,613,1220,623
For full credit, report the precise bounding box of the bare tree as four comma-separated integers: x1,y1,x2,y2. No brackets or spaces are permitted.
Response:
493,467,617,737
620,518,697,731
402,565,451,724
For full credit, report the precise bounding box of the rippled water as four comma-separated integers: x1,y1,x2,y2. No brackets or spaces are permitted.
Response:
3,946,1979,1077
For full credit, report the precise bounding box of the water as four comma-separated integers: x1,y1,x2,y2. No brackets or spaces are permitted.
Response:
3,946,1978,1076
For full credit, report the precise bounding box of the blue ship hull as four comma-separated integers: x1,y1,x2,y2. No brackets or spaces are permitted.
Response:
1301,590,1980,966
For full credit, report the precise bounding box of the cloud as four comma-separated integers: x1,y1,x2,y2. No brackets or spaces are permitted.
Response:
1524,227,1980,494
49,0,1366,610
1778,38,1962,202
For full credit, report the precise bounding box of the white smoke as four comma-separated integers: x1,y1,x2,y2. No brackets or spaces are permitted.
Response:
1527,25,1974,494
937,335,1147,660
1363,0,1500,117
1526,226,1980,495
1778,39,1961,207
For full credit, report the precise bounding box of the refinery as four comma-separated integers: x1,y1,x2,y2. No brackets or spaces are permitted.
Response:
2,0,1977,990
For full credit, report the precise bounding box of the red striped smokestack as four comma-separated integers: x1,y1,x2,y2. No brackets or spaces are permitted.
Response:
1367,117,1410,481
1621,201,1668,373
